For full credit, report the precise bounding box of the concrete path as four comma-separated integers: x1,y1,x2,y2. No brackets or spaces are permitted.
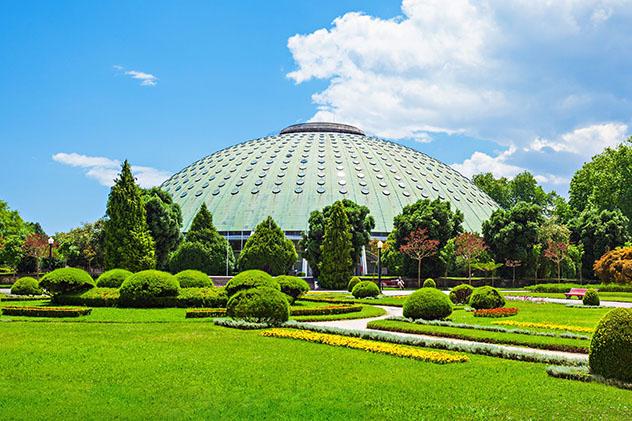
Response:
0,288,11,295
306,305,588,363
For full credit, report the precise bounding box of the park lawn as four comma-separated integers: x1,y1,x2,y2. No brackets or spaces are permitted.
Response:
291,305,386,322
504,291,632,303
0,321,630,420
366,319,590,353
449,301,609,331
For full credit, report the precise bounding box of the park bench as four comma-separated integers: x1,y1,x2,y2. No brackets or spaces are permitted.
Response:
564,288,589,299
381,279,400,288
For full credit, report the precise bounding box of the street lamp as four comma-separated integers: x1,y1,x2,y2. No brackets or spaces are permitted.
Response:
226,241,230,277
377,240,383,291
47,237,54,271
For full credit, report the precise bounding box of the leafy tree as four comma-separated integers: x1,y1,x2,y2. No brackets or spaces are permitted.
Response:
472,173,512,209
301,200,374,277
482,202,544,278
169,203,234,275
399,228,440,288
471,261,503,286
56,220,105,271
569,139,632,230
103,161,156,271
544,240,568,282
238,216,297,275
473,171,552,209
142,188,182,270
0,200,31,268
438,238,457,277
454,232,487,283
570,206,630,279
391,199,463,278
319,201,354,289
567,243,584,282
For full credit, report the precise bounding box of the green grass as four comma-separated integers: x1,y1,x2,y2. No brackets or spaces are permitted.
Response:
292,305,386,322
303,292,407,307
505,291,632,303
367,319,590,353
1,320,630,419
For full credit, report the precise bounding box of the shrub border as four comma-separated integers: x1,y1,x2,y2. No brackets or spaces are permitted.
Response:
1,306,92,317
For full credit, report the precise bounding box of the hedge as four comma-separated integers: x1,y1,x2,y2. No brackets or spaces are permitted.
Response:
185,308,226,318
55,287,228,308
54,288,120,307
1,306,92,317
226,286,289,324
11,277,43,296
175,270,213,288
290,304,362,316
119,270,180,307
276,275,309,304
96,269,133,288
526,283,632,293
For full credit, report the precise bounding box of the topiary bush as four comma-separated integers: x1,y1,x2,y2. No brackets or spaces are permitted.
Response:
226,286,290,325
423,278,436,288
224,270,279,297
352,281,380,298
403,288,452,320
175,269,213,288
347,276,361,292
593,246,632,284
469,286,505,310
39,268,95,296
589,308,632,383
11,277,43,296
54,288,120,307
177,287,228,308
275,275,309,304
583,289,600,306
96,269,133,288
449,284,474,304
119,270,180,307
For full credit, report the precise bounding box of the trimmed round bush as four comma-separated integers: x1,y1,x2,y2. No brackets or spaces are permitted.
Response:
347,276,361,292
39,268,94,296
96,269,133,288
583,289,600,306
352,281,380,298
224,270,279,297
226,286,290,324
589,308,632,383
449,284,474,304
119,270,180,307
403,288,452,320
423,278,436,288
275,275,309,304
175,270,213,288
469,286,505,310
11,277,43,296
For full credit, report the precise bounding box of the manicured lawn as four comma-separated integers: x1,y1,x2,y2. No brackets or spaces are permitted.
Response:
292,305,386,322
505,291,632,303
303,292,407,307
1,320,630,419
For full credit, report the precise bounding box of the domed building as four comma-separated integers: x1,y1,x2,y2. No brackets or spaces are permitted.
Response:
161,122,498,249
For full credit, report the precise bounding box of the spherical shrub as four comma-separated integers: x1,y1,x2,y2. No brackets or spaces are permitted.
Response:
449,284,474,305
347,276,361,292
275,275,309,304
352,281,380,298
96,269,133,288
11,277,43,296
403,288,452,320
39,268,94,296
423,278,436,288
469,286,505,310
589,308,632,383
226,286,290,325
119,270,180,307
583,289,600,306
175,270,213,288
224,270,279,297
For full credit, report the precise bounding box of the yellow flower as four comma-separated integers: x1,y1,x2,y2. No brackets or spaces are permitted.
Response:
261,329,468,364
493,320,593,333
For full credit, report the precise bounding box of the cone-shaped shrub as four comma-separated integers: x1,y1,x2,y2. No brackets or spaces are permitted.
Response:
238,216,297,276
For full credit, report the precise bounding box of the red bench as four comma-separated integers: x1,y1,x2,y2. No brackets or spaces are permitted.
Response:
382,279,400,288
564,288,589,299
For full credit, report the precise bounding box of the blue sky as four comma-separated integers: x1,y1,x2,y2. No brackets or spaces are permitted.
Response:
1,0,631,234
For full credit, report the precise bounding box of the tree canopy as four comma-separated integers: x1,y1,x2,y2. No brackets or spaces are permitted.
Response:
238,216,297,276
319,201,354,289
0,200,31,268
142,187,182,270
473,171,552,209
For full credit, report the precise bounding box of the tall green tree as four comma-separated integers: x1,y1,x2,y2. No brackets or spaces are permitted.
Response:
569,139,632,231
301,199,374,277
103,161,156,271
570,206,630,279
56,220,105,271
473,171,552,210
390,199,463,277
169,203,234,275
0,200,31,269
482,202,545,277
319,201,354,289
141,187,182,269
238,216,297,275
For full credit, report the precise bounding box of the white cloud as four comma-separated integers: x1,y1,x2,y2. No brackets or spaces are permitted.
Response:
451,146,523,179
53,152,169,188
114,65,158,86
527,122,628,156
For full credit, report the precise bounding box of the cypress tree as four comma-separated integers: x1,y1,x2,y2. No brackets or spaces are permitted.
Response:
104,160,156,271
319,201,354,289
238,216,297,275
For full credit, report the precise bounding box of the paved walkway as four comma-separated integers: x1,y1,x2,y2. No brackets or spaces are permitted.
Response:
306,305,588,363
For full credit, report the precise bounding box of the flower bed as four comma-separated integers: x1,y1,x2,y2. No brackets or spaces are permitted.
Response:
261,328,468,364
1,306,92,317
213,318,271,330
493,320,593,333
290,304,362,316
185,308,226,318
473,307,519,318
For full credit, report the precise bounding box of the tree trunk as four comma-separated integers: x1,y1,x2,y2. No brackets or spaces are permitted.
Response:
557,261,561,283
468,260,472,285
417,259,421,288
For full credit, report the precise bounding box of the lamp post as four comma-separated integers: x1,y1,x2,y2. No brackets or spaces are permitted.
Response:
47,237,54,271
377,240,383,291
226,241,230,277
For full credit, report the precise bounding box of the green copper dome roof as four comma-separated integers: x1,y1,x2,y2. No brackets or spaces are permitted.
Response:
160,123,498,234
